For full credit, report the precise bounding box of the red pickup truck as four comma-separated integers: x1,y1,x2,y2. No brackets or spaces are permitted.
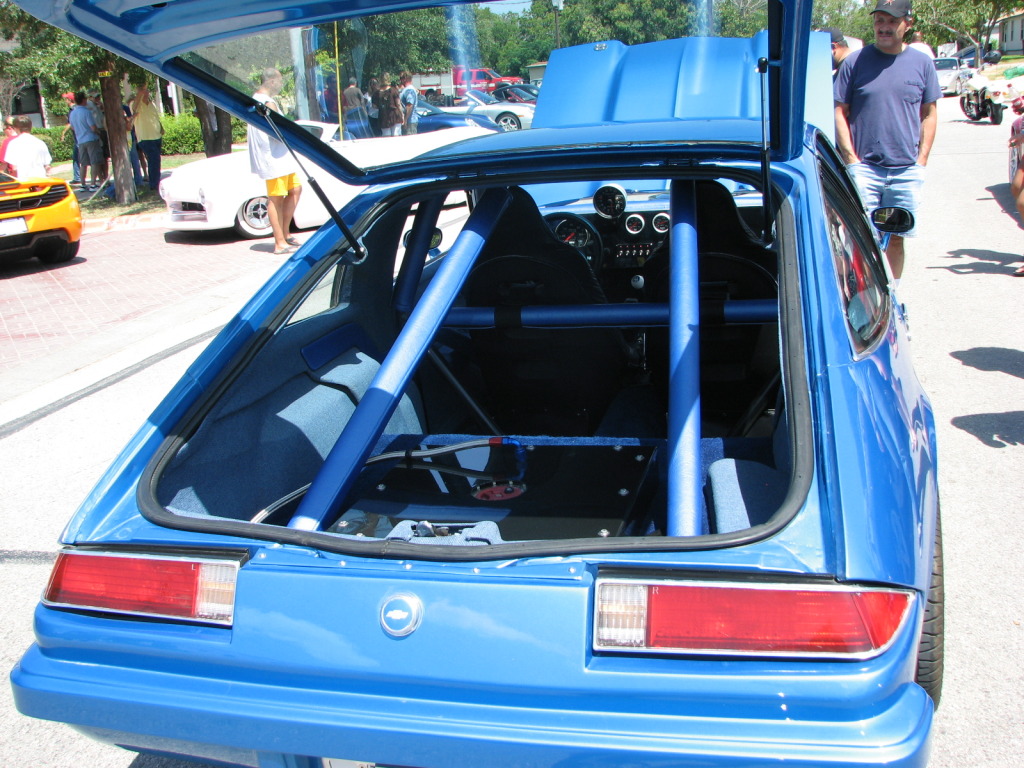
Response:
413,66,524,99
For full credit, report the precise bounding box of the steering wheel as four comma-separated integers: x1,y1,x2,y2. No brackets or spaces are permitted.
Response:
542,212,604,266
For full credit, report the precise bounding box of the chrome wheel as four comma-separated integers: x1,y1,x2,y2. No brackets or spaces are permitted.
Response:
234,196,272,238
495,112,522,131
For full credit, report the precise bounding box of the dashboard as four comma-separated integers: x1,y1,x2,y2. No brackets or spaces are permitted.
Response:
541,184,673,300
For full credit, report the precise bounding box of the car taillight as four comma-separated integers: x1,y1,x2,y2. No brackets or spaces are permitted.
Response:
43,550,240,626
595,579,912,658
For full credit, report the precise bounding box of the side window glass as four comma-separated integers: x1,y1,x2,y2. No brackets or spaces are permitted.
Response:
286,263,351,325
823,194,889,352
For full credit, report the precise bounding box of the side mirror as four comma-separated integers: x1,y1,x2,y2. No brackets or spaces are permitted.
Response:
871,206,915,234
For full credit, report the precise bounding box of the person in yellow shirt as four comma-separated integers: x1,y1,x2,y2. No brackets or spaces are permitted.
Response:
131,82,164,191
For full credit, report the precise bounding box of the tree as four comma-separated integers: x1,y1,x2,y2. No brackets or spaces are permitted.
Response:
0,1,144,201
192,94,235,157
915,0,1012,63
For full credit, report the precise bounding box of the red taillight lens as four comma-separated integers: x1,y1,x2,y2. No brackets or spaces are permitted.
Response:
44,551,239,626
595,580,912,658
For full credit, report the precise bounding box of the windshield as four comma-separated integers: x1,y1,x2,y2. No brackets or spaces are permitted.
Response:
176,2,775,170
465,89,498,104
933,59,957,70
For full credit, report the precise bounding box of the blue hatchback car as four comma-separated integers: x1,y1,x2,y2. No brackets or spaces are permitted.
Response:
10,1,941,767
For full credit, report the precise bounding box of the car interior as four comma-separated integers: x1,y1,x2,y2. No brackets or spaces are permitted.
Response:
154,174,793,547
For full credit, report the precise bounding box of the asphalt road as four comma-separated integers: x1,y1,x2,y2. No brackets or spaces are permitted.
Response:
1,94,1022,767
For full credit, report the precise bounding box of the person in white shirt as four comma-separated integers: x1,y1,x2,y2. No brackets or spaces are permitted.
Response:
4,115,52,180
247,68,302,254
908,32,935,58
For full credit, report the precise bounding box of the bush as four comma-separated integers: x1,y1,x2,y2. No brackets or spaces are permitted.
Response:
160,113,250,155
160,113,205,155
36,127,74,164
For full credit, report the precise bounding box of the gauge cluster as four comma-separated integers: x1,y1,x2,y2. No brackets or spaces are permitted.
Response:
542,185,672,269
539,185,673,302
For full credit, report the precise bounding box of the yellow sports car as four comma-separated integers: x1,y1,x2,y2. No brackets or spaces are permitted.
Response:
0,171,82,266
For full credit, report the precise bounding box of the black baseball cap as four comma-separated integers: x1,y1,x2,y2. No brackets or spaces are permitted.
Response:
825,28,846,45
871,0,912,18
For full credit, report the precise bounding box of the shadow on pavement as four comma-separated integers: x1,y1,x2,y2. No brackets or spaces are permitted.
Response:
0,256,86,279
951,410,1024,448
932,248,1022,275
985,182,1021,219
951,347,1024,379
163,229,247,246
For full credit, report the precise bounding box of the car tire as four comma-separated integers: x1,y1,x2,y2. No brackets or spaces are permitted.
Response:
991,104,1005,125
495,112,522,131
36,238,80,264
234,196,272,238
916,509,944,707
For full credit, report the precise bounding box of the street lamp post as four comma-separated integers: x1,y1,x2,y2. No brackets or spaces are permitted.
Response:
552,0,563,50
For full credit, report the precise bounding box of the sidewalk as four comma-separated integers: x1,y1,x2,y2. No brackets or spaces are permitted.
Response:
57,162,171,235
0,223,287,431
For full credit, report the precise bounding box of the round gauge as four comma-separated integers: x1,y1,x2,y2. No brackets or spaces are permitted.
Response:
624,213,645,235
652,212,671,234
593,184,627,219
552,218,591,249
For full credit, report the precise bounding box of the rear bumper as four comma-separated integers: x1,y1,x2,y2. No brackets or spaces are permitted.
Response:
0,229,77,264
12,639,933,768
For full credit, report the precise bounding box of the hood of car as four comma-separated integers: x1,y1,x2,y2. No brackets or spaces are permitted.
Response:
16,0,819,184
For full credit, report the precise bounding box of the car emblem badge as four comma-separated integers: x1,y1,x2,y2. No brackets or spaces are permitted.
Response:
380,593,423,637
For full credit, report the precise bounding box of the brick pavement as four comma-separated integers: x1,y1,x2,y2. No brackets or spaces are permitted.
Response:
0,227,287,369
0,225,292,425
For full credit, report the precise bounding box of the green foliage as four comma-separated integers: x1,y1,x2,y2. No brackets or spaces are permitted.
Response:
158,113,248,154
159,113,206,155
34,127,74,163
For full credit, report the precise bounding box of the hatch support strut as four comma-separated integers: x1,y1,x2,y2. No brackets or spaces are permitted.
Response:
254,102,366,263
757,56,775,246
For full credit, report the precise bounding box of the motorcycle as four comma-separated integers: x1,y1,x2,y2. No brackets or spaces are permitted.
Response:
959,72,1019,125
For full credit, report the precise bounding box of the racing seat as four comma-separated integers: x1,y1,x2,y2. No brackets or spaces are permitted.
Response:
464,187,630,435
643,183,779,436
690,179,775,273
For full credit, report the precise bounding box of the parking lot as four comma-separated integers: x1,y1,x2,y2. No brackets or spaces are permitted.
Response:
1,94,1021,767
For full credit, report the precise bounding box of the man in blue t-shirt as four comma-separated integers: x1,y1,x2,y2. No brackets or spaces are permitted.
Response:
399,72,420,136
68,92,102,191
834,0,941,282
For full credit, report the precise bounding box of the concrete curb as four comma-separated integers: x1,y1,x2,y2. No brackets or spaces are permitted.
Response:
81,211,169,234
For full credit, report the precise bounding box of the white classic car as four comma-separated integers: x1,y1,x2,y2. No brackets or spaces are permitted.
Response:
439,89,535,131
158,122,492,238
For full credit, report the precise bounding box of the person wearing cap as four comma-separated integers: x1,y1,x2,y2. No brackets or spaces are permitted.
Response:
826,28,850,78
833,0,941,283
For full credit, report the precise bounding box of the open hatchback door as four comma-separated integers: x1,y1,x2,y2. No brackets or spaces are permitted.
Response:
10,1,941,767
